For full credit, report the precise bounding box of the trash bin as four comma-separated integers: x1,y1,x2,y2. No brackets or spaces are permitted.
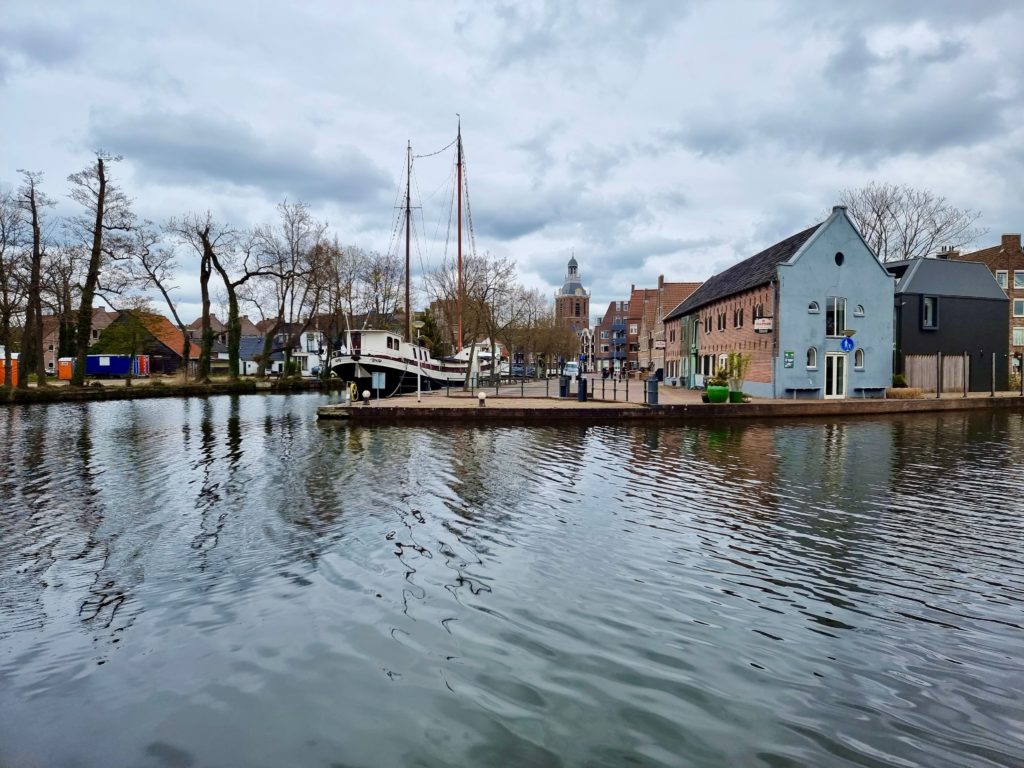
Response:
646,376,658,406
577,376,588,402
559,376,570,398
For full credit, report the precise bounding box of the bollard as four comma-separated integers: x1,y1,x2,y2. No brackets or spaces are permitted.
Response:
478,391,487,407
646,376,659,406
991,352,996,397
577,376,588,402
362,389,370,406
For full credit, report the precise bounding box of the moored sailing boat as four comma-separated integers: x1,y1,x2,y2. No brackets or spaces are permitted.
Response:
329,123,487,394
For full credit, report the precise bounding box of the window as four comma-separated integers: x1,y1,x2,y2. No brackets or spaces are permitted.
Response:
629,323,638,335
997,270,1008,289
922,296,938,329
834,251,845,266
853,304,864,317
1015,299,1024,317
854,349,864,369
754,303,764,319
808,301,819,313
575,302,581,317
718,353,728,373
600,330,609,339
1015,271,1024,289
47,344,54,351
669,329,675,343
826,297,846,336
1015,328,1024,346
601,344,609,353
806,347,817,369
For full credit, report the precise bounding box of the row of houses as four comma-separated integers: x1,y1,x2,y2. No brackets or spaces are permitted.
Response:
581,206,1019,398
34,311,327,378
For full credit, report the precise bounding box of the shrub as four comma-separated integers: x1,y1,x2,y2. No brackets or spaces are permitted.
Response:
886,387,922,399
892,373,908,388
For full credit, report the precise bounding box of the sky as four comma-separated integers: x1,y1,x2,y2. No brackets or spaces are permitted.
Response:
2,0,1023,324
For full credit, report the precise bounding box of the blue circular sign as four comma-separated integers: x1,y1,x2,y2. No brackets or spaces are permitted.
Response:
840,336,855,352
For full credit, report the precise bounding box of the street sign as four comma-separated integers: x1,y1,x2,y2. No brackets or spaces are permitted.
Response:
840,336,855,352
371,372,386,390
754,317,774,334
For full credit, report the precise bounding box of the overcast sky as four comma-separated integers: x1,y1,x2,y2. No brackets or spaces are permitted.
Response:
3,0,1022,323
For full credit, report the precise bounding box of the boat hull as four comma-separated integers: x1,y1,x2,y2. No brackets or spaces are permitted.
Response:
330,354,476,396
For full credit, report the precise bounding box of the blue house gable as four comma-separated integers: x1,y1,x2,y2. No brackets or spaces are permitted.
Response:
775,206,895,399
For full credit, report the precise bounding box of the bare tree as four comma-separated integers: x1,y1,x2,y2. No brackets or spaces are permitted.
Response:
209,229,279,380
426,252,518,388
359,249,404,329
251,200,328,377
67,153,134,386
165,213,234,381
0,188,27,391
42,243,87,362
17,171,54,388
838,182,985,262
128,229,188,379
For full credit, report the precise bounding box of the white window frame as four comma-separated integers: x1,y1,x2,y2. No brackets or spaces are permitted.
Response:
826,297,847,337
997,270,1008,289
854,348,865,369
1015,299,1024,317
1015,271,1024,289
1014,327,1024,346
808,301,819,314
806,347,817,370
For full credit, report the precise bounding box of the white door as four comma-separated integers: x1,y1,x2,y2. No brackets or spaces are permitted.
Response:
825,353,847,399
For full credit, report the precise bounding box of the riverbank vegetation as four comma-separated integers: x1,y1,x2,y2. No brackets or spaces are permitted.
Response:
0,155,577,395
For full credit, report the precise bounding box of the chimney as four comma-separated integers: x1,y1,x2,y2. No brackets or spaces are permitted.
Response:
1002,233,1022,252
833,205,847,214
658,274,664,290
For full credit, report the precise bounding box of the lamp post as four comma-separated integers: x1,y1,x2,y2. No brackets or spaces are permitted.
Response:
412,320,425,403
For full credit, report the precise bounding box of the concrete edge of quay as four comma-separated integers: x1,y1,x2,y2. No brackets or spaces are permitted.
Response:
319,395,1024,424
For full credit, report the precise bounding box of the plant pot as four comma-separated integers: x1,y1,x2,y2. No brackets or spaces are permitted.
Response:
706,385,729,403
729,390,744,403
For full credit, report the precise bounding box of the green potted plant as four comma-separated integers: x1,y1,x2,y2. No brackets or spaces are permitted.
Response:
726,351,752,403
705,367,729,403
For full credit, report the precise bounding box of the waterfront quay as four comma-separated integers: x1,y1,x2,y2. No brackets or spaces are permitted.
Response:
318,377,1024,423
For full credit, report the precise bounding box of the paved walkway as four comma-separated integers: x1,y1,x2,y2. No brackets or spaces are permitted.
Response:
346,375,1024,409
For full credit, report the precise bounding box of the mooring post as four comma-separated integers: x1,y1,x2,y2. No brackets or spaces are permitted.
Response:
991,352,996,397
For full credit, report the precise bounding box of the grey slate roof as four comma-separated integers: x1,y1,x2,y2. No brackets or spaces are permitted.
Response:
664,222,823,321
888,258,1007,300
238,335,265,361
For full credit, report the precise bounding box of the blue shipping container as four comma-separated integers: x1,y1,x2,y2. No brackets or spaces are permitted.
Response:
85,354,133,376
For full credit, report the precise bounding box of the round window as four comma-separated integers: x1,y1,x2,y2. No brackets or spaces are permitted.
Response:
835,251,845,266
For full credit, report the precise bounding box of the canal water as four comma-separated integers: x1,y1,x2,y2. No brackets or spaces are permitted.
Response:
1,394,1021,767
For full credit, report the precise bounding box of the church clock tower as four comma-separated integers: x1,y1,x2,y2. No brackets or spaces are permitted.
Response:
554,255,590,330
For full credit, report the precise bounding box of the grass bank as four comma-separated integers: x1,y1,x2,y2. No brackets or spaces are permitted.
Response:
2,377,343,405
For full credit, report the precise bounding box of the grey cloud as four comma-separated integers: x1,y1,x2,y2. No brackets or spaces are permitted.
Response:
461,0,690,70
89,110,392,206
0,21,84,71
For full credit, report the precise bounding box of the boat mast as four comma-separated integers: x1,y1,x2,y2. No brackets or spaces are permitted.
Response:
405,140,412,343
456,118,463,353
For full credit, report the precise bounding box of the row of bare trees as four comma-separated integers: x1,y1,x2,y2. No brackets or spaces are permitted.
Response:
0,154,413,389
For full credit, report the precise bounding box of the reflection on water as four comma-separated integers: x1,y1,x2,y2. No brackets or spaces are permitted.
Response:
1,395,1023,768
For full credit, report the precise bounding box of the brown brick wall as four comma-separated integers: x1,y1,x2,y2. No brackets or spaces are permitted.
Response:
955,234,1024,360
696,286,775,382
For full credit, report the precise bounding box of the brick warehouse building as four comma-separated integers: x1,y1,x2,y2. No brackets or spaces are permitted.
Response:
666,206,894,399
952,234,1024,375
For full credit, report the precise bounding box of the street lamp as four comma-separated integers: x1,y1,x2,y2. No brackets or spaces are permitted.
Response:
412,320,425,403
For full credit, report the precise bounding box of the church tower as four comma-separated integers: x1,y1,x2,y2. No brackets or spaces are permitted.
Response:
554,254,590,330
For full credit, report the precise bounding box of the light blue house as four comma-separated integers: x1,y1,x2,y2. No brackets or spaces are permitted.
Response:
666,205,894,399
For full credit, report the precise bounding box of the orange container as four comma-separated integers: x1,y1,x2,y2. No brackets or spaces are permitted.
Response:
57,357,75,381
0,358,18,386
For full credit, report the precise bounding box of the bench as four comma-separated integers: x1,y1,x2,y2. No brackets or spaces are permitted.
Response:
853,386,887,399
784,386,821,400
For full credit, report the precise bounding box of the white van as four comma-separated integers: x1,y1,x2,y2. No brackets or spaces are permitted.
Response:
563,362,580,378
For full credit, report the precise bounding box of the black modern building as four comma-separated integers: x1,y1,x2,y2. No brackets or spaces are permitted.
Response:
888,258,1009,392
